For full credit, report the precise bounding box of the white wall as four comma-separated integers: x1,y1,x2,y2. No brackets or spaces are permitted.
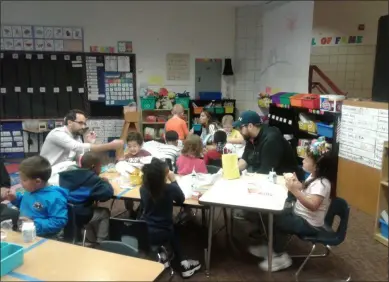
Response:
235,1,314,114
310,1,388,98
1,1,235,98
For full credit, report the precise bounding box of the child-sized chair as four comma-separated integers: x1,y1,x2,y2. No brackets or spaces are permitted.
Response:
289,197,351,282
63,203,87,246
109,218,175,279
97,241,139,258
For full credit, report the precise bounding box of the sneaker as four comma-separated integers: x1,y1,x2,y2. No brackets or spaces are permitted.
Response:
180,259,201,278
158,252,170,269
248,244,268,258
259,253,292,272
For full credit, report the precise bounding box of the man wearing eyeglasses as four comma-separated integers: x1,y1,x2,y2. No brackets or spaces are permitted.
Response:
40,109,124,166
233,110,299,175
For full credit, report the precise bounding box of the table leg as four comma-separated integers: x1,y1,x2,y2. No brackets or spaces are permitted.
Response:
205,206,214,276
267,213,274,278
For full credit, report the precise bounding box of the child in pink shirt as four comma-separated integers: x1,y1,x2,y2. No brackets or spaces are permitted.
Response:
176,135,207,175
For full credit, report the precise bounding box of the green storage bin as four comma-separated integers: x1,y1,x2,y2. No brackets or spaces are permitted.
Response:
280,93,297,105
141,97,156,110
214,107,224,114
175,97,190,109
204,107,215,113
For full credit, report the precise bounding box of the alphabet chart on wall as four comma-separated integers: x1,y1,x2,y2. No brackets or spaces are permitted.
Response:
339,105,388,170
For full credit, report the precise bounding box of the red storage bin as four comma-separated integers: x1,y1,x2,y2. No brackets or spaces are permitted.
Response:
302,94,320,109
290,94,309,107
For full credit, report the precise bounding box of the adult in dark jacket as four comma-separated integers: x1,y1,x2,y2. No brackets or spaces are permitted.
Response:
59,152,113,243
234,110,300,176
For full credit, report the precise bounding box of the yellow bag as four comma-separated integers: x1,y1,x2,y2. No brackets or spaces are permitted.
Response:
222,154,240,180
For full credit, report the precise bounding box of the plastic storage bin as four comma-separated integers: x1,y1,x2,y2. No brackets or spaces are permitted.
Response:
302,94,320,109
290,94,309,107
271,92,287,104
199,92,222,100
214,107,224,114
379,218,388,239
317,122,333,138
204,107,214,113
0,242,24,277
175,97,190,109
279,93,297,105
224,106,234,114
140,97,156,110
193,107,204,114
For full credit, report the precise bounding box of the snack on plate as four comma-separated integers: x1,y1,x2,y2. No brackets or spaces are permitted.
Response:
129,168,143,185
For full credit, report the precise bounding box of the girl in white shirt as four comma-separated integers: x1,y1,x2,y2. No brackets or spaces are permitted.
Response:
249,150,336,272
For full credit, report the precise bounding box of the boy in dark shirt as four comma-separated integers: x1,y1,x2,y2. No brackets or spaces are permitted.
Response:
59,152,113,243
140,158,201,278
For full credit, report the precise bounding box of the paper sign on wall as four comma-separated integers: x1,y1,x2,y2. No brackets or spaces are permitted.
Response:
339,105,388,170
166,53,190,81
312,35,364,46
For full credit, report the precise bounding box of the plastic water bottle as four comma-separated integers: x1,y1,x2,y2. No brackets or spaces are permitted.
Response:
191,168,197,192
21,222,36,243
268,168,277,184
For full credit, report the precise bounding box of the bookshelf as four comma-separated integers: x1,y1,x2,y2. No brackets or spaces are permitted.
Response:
374,141,388,246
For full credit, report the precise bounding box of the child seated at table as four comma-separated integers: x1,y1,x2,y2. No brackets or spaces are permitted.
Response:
119,131,151,162
222,115,244,145
203,130,229,167
176,134,207,175
248,149,336,272
165,104,189,141
5,156,68,237
140,158,201,278
59,152,113,244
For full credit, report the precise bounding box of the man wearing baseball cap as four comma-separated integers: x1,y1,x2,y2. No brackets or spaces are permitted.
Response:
233,110,298,175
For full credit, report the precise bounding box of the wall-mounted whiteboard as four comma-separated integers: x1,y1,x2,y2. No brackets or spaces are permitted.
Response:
339,105,388,170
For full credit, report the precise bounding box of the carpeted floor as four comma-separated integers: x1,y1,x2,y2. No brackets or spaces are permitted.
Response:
109,199,388,282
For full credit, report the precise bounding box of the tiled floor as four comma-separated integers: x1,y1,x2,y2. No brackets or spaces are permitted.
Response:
110,199,388,281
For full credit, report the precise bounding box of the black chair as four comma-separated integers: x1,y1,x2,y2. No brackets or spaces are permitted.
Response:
63,203,87,246
289,197,351,281
97,241,139,258
109,218,175,278
207,159,222,168
206,165,220,174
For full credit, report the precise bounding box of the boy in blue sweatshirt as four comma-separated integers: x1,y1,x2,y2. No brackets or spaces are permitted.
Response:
59,152,113,243
6,156,68,236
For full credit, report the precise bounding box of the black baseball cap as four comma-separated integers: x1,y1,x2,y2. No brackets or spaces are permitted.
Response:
232,110,262,128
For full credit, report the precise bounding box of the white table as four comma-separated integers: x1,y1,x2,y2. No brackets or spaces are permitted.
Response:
199,174,287,277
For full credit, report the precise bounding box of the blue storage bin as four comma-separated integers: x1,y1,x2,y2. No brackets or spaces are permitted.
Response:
199,92,222,100
0,242,24,277
316,122,333,138
379,218,388,239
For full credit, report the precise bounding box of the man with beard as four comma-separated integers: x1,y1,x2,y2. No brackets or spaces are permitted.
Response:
233,110,299,175
40,109,124,166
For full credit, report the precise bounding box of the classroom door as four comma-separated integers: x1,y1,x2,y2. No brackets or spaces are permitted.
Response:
195,59,222,98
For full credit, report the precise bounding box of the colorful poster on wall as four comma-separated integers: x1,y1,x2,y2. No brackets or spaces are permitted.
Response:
90,46,115,53
311,35,364,46
104,72,134,106
117,41,133,53
0,24,83,51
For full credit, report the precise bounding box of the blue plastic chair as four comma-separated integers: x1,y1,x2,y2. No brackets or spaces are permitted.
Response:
290,197,351,281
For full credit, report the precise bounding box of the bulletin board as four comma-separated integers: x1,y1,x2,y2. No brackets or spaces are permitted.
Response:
1,24,83,52
337,100,388,216
0,51,87,119
86,52,137,117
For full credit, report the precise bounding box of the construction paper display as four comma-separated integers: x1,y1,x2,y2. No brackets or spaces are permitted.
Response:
104,72,134,106
1,25,83,52
86,119,124,144
0,122,25,159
